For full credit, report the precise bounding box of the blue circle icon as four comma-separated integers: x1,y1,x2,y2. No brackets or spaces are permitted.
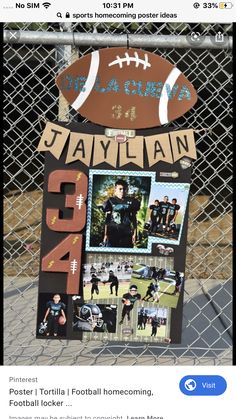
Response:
184,379,197,391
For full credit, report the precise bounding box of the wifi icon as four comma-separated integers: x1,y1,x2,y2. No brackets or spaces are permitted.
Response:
42,2,51,8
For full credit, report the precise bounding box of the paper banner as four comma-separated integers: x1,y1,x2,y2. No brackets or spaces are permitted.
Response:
37,122,70,159
93,136,118,168
66,133,94,165
170,129,197,162
119,136,144,168
145,133,173,166
37,125,197,167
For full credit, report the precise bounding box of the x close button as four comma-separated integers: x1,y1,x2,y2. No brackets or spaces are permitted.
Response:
179,375,227,396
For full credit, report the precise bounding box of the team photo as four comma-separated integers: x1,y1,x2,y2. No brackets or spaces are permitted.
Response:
144,183,190,243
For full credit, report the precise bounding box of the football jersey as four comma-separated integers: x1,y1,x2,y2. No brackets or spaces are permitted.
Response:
103,196,140,226
74,319,93,332
168,203,180,216
90,276,100,284
151,318,160,327
154,283,160,292
147,283,155,292
109,274,118,284
122,292,141,306
46,301,66,317
149,204,160,218
159,201,170,215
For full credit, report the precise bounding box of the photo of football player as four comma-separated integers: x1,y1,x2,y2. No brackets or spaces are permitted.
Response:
131,256,184,309
73,300,117,333
102,179,140,248
136,307,169,341
73,303,104,332
119,284,141,324
88,171,153,250
42,294,66,337
82,254,133,300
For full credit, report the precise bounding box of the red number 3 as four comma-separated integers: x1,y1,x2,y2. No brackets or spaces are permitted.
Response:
46,170,88,232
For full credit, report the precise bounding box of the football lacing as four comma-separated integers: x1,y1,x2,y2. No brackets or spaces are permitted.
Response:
108,52,151,70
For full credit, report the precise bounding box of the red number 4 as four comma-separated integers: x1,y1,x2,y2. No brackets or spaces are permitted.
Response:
41,234,82,294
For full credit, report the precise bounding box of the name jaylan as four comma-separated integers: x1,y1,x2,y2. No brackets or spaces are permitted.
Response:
37,123,197,167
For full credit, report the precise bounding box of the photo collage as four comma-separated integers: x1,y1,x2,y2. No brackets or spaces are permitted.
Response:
36,132,191,344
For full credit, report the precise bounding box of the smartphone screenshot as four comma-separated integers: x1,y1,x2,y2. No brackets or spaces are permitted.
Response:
1,1,234,418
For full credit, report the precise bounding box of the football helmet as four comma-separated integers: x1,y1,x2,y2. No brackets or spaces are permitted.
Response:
157,244,165,254
129,284,138,291
38,321,48,334
165,247,174,255
80,304,103,328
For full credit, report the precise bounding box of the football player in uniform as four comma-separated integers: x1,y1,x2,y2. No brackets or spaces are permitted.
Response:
43,294,66,337
167,198,180,232
142,282,155,301
157,267,167,280
151,266,159,281
108,270,119,296
149,199,161,234
159,196,170,233
90,273,101,299
119,284,141,324
73,303,104,332
102,179,140,248
143,312,148,329
137,307,145,330
152,281,161,303
173,272,184,295
151,315,161,337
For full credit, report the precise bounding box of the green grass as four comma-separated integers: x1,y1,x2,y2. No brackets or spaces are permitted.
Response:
131,277,179,308
136,324,166,338
83,281,130,301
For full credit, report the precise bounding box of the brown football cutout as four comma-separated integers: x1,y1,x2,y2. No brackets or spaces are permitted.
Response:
56,47,198,129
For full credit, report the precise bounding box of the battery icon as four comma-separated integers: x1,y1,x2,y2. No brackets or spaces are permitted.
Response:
219,2,233,8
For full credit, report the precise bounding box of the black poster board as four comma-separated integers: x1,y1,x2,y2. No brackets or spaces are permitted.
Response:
36,122,194,344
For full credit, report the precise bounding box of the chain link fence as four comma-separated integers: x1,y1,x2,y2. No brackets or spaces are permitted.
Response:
3,22,232,365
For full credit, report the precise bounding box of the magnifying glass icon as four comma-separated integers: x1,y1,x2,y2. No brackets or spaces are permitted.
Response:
57,12,62,18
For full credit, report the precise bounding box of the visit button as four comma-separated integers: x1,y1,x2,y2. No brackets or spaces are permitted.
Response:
179,375,227,396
